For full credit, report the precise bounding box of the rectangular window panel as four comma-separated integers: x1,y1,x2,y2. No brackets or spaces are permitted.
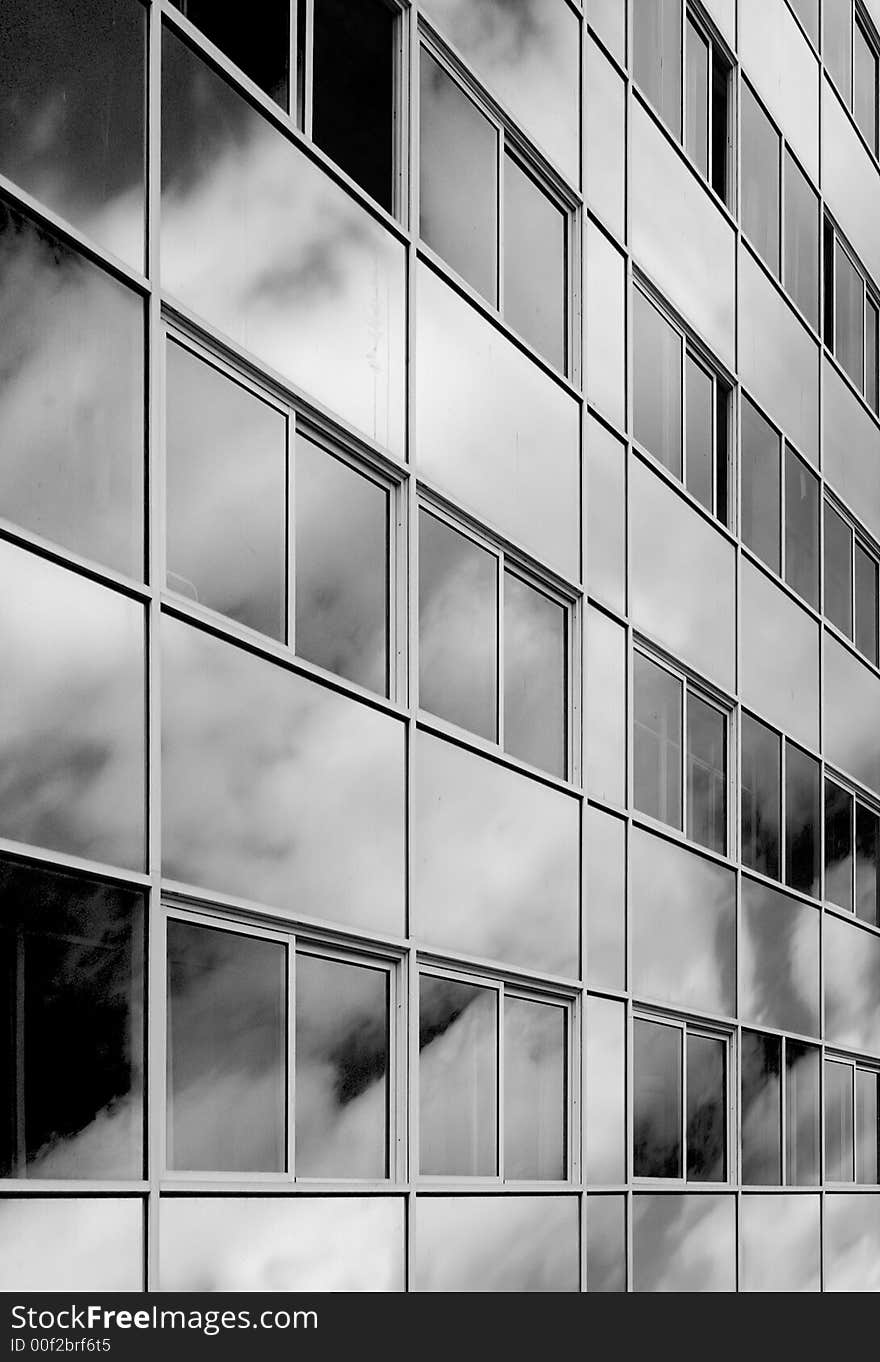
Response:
295,953,388,1179
741,397,781,575
503,572,567,778
741,714,781,881
685,355,714,513
786,1041,820,1185
686,1033,726,1182
170,0,289,105
685,17,709,179
825,502,854,637
785,743,821,897
0,1199,143,1292
784,446,820,608
855,543,879,666
856,1069,880,1184
741,84,780,275
166,920,286,1173
634,290,683,478
585,805,625,992
504,997,566,1181
415,1196,578,1292
826,0,854,104
633,654,683,830
587,607,626,807
633,0,682,138
586,416,626,614
741,1031,782,1185
586,995,626,1184
740,878,820,1037
854,16,879,155
634,1019,682,1179
587,1195,626,1292
867,296,879,413
784,151,819,328
419,975,497,1177
856,803,880,926
711,45,730,201
503,154,566,371
686,694,726,855
825,780,854,910
836,242,866,391
825,1060,855,1182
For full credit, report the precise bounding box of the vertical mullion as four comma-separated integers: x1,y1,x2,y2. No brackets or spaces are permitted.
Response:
680,1024,687,1181
496,551,505,750
781,1037,788,1186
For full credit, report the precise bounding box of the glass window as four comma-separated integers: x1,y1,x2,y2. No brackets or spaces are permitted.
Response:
826,0,854,104
633,654,682,830
503,154,566,370
785,742,821,896
789,0,819,45
741,397,781,575
0,1199,143,1292
742,84,780,275
586,223,626,428
741,713,781,880
854,14,879,155
825,1193,880,1289
415,1196,579,1292
686,1033,727,1182
587,37,626,240
504,997,567,1181
503,572,567,778
170,0,290,105
856,802,880,926
825,502,854,636
826,780,855,911
741,1031,782,1184
418,975,497,1177
685,16,709,179
784,445,820,607
786,1041,820,1185
784,151,820,328
856,1068,880,1183
586,416,626,614
740,1195,821,1293
634,289,683,479
867,296,880,412
585,805,626,992
586,995,626,1184
166,920,286,1173
825,912,880,1056
685,355,714,514
634,1019,682,1179
586,1196,626,1293
686,693,727,855
855,542,880,664
586,607,626,807
826,1060,855,1182
633,0,682,138
836,241,866,390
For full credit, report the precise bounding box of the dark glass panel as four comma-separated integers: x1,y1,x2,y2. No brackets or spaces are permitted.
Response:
0,203,143,577
685,355,714,513
785,742,821,896
166,920,286,1172
633,654,682,829
855,543,879,666
633,1018,682,1179
171,0,289,106
854,16,879,155
0,0,145,269
587,37,625,239
825,1194,880,1290
741,84,780,275
856,1069,880,1184
633,0,682,138
503,572,566,777
504,997,566,1181
0,861,143,1180
824,502,854,637
788,0,819,45
784,151,819,327
710,46,729,202
419,974,497,1176
586,1196,626,1292
586,607,626,807
786,1041,820,1186
741,1030,782,1185
585,805,625,992
784,446,820,608
686,693,726,855
0,1200,143,1291
825,913,880,1055
741,397,781,575
825,781,854,911
856,803,880,926
295,953,388,1179
504,154,566,370
836,242,865,391
685,17,709,178
686,1034,726,1182
741,714,781,880
419,511,498,741
825,0,854,103
633,290,683,478
165,341,287,640
419,49,497,302
826,1060,855,1183
295,437,389,695
586,223,626,428
586,415,626,614
414,1196,579,1292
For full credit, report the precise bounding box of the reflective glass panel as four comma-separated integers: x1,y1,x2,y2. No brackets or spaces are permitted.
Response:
586,1196,626,1293
825,0,853,103
741,1030,782,1185
856,1069,880,1184
415,1196,579,1292
784,150,819,327
0,203,144,578
633,654,682,830
685,355,714,513
685,17,709,178
826,1060,855,1183
587,38,625,240
785,742,821,897
825,502,853,636
741,713,781,881
504,572,566,777
586,995,626,1184
585,805,625,992
686,1033,726,1182
825,780,854,911
825,912,880,1055
633,1194,735,1291
836,241,865,391
166,920,286,1172
586,416,626,614
504,154,566,370
855,542,879,665
867,296,879,413
633,1019,682,1178
740,1195,820,1292
741,397,781,575
295,437,389,695
586,223,626,429
586,608,626,807
825,1194,880,1291
0,861,143,1180
856,803,880,926
740,878,820,1038
788,0,819,45
504,997,566,1181
419,975,497,1176
170,0,289,105
854,16,879,155
787,1041,820,1185
742,83,780,275
686,693,726,855
0,1200,143,1292
633,0,682,138
741,558,820,751
824,630,880,800
633,290,683,478
785,446,820,608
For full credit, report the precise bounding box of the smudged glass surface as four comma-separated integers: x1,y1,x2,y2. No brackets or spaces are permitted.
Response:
855,542,879,665
740,558,820,752
633,653,682,831
633,290,682,479
740,878,820,1038
295,953,388,1179
161,27,405,456
741,713,781,881
633,0,682,138
633,1194,735,1292
788,0,819,45
587,608,626,808
785,742,820,896
836,242,865,392
418,974,497,1177
0,0,145,269
825,501,854,638
169,0,289,107
0,1199,143,1292
631,827,735,1017
0,203,144,578
160,1197,404,1291
856,803,880,927
742,83,780,275
741,396,781,576
824,630,880,800
414,1196,579,1291
686,694,726,856
586,416,626,613
504,154,566,370
587,37,625,240
784,150,819,327
586,1196,626,1292
416,263,580,579
823,355,880,548
295,436,389,695
0,861,143,1180
741,1031,782,1185
586,223,626,430
785,446,820,607
504,996,566,1180
825,912,880,1055
586,995,625,1184
413,732,579,977
740,1195,820,1292
825,1194,880,1291
856,1069,880,1183
161,616,405,936
0,542,145,869
825,1059,855,1182
686,1034,726,1182
585,804,625,992
504,572,566,777
633,1018,682,1178
165,340,287,641
786,1041,820,1185
419,48,497,303
825,780,854,911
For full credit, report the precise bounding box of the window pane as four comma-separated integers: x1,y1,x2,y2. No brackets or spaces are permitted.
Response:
586,996,626,1184
741,714,781,880
0,861,144,1180
740,1194,821,1292
634,654,683,829
710,46,730,201
784,151,819,327
854,18,878,155
419,49,497,302
166,921,286,1172
633,0,682,138
295,437,389,695
587,607,626,807
784,446,820,607
741,84,780,275
312,0,394,211
741,397,781,575
419,975,497,1176
415,1196,578,1292
825,780,854,910
166,342,287,641
685,355,714,513
824,502,854,636
785,743,821,897
170,0,289,106
856,1069,880,1184
0,1200,142,1292
295,953,388,1179
855,543,879,665
587,1196,626,1292
686,694,726,854
867,297,879,413
741,1031,782,1185
740,878,820,1037
634,290,683,478
856,803,880,926
634,1019,682,1178
685,18,709,178
633,1193,736,1291
786,1041,820,1186
825,0,854,103
504,573,566,777
419,511,498,741
504,997,566,1181
686,1034,726,1182
504,155,566,370
826,1060,855,1182
836,242,865,391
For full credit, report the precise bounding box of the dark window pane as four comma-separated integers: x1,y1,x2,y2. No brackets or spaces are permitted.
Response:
685,355,714,513
836,242,865,391
825,1060,854,1182
633,0,682,138
634,1019,682,1178
633,654,683,829
634,290,683,479
295,437,389,695
855,543,879,665
711,46,729,201
0,0,146,269
785,742,820,896
419,49,497,303
741,714,781,880
504,155,566,370
854,18,878,155
784,446,820,607
741,397,781,575
171,0,289,106
786,1041,820,1185
166,342,287,641
312,0,394,211
856,803,880,927
686,694,726,855
784,151,819,328
824,502,853,637
419,511,498,741
419,974,497,1176
0,203,144,578
166,921,286,1172
504,997,567,1181
856,1069,880,1184
294,953,388,1178
685,18,709,179
0,861,143,1180
825,780,854,910
867,297,879,413
826,0,854,103
741,1030,782,1185
742,84,780,275
503,572,566,777
686,1034,726,1181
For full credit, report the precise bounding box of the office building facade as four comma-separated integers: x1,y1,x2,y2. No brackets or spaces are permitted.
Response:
1,0,880,1292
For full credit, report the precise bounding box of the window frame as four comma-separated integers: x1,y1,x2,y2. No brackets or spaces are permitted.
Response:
823,215,880,415
739,712,821,900
825,0,880,160
741,1030,821,1188
823,772,880,925
822,491,880,666
824,1053,880,1186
